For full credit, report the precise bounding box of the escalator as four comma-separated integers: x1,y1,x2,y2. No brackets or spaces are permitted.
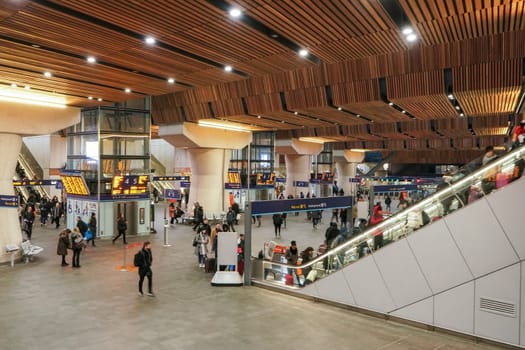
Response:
254,145,525,347
16,143,49,201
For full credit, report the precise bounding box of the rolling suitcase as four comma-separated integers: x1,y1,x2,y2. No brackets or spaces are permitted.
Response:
204,258,216,273
285,274,294,286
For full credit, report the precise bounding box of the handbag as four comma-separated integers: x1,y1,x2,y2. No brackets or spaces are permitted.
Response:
84,229,93,241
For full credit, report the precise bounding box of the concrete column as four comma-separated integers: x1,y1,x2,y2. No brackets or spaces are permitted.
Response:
335,161,356,196
285,154,311,198
0,134,23,263
187,148,231,215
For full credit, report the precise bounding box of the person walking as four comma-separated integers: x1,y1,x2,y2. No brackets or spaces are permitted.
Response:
51,202,62,229
272,213,283,238
113,213,128,244
22,206,35,240
226,207,236,232
87,212,97,247
56,228,71,266
194,228,209,268
70,227,84,268
168,202,176,225
137,241,155,297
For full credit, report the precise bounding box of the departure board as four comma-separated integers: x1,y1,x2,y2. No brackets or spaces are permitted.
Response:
256,172,275,185
111,175,149,195
60,175,90,196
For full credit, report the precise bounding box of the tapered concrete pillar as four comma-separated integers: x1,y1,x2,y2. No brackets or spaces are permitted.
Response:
335,161,356,195
187,148,231,215
0,100,79,263
284,154,312,197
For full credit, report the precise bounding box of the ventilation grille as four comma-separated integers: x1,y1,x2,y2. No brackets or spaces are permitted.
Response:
479,297,516,318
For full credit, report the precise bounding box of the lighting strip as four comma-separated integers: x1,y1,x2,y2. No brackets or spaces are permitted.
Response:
0,95,66,108
198,120,251,133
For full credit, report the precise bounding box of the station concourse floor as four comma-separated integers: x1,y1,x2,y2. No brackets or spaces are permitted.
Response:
0,204,506,350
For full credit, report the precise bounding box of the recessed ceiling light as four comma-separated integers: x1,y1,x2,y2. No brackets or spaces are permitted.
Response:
257,115,261,119
86,56,96,63
31,44,40,48
447,94,454,99
402,27,413,35
229,8,242,18
97,98,102,102
337,107,342,111
271,34,279,38
145,36,156,45
402,110,406,114
281,120,285,123
460,113,464,117
167,78,175,84
88,96,93,100
124,88,131,93
298,49,308,57
294,111,298,115
44,71,52,78
356,114,361,117
10,83,17,88
224,65,233,72
388,102,394,106
455,106,460,110
406,34,417,42
24,85,30,90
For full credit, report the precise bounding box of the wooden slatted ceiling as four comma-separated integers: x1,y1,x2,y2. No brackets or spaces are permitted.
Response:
371,123,412,140
292,107,367,127
453,60,522,116
390,150,483,164
225,114,292,129
400,0,525,46
237,0,407,63
400,120,440,138
435,118,471,137
471,114,510,135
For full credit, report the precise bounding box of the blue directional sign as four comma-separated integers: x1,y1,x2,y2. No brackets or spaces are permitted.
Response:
252,196,352,215
293,181,309,187
0,195,18,208
164,189,181,200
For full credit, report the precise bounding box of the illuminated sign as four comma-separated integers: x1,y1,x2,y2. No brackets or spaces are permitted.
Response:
225,171,241,189
256,172,275,186
0,195,18,208
60,175,90,196
111,175,149,195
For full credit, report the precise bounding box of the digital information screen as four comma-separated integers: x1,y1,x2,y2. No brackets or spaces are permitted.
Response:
60,175,90,196
111,175,149,195
256,172,275,186
225,171,241,189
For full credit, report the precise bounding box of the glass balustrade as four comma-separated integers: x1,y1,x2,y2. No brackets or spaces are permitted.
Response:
257,144,525,288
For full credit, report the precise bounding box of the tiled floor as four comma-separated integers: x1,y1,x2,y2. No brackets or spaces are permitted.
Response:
0,205,507,349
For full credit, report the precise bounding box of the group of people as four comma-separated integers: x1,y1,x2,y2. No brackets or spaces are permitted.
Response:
19,195,64,240
56,214,97,268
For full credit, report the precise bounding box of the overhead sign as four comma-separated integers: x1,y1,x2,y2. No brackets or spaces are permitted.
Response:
225,171,241,189
153,175,190,181
60,175,90,196
252,196,352,215
111,175,149,195
0,195,18,208
13,179,60,186
293,181,309,187
256,172,275,186
164,189,181,200
180,181,191,188
373,184,418,192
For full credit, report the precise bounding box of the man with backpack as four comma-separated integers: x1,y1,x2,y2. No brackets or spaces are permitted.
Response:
134,241,155,297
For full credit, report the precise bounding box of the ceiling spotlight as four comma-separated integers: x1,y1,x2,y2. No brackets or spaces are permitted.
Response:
44,71,52,78
294,111,298,115
337,107,342,111
86,56,96,64
298,49,308,57
402,110,406,114
388,102,394,106
10,83,17,88
145,36,156,45
257,115,261,119
271,34,279,38
406,34,417,42
356,114,361,117
24,85,30,90
460,113,464,117
124,88,131,93
97,98,102,102
31,44,40,48
229,8,242,18
447,94,454,99
167,78,175,84
402,27,413,35
455,106,460,110
281,120,285,123
224,65,233,72
88,96,93,100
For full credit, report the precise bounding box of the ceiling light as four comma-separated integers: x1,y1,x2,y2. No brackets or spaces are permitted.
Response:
298,49,308,57
97,98,102,102
88,96,93,100
86,56,96,63
337,107,342,111
356,114,361,117
298,137,330,144
257,115,261,119
402,27,413,35
198,119,251,133
145,36,156,45
294,111,298,115
167,78,175,84
124,88,131,93
406,34,417,42
460,113,464,117
31,44,40,48
11,83,17,88
0,86,66,108
229,8,242,18
388,102,394,106
447,94,454,99
44,71,52,78
24,85,30,90
271,34,279,38
224,65,233,72
402,110,406,114
455,106,460,110
281,120,285,123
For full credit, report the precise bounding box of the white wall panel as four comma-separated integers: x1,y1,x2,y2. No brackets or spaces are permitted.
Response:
445,199,519,277
314,270,356,306
434,282,474,334
390,297,433,324
521,262,525,347
407,220,473,293
474,263,520,345
373,240,432,307
295,283,318,298
343,255,396,313
486,177,525,259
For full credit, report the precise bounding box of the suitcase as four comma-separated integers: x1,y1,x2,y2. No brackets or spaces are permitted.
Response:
285,274,294,286
204,258,216,273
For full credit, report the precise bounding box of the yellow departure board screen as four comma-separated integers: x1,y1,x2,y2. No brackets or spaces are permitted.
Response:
60,175,90,196
111,175,149,195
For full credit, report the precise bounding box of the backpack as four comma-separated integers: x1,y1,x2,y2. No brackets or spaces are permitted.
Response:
134,251,143,267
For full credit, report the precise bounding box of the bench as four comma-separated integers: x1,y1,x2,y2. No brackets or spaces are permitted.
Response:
20,240,44,263
5,244,19,267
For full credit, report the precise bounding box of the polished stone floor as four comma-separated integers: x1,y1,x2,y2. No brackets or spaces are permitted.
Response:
0,205,508,350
